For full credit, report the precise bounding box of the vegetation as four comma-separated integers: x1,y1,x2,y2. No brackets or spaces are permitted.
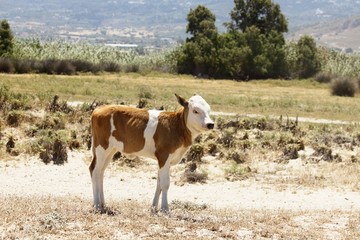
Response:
289,35,321,78
177,5,219,77
0,37,177,75
0,74,359,121
177,0,291,80
0,20,14,57
331,76,357,97
0,74,359,239
0,3,360,238
2,196,359,239
0,13,358,86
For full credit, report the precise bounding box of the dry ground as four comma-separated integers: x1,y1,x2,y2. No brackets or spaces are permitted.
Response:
1,74,360,239
0,151,359,239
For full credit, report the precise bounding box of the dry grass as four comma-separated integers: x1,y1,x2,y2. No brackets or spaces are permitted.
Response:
1,73,360,239
0,196,359,240
1,73,360,121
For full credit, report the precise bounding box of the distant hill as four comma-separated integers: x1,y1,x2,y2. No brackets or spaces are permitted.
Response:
1,0,360,50
288,17,360,53
276,0,360,28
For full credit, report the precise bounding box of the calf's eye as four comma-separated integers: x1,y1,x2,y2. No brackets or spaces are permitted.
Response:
193,110,199,114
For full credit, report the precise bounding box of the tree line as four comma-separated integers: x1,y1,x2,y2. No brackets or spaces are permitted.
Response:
176,0,321,80
0,0,353,84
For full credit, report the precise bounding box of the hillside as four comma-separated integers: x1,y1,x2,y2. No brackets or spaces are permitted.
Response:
0,0,234,46
1,0,360,49
288,17,360,52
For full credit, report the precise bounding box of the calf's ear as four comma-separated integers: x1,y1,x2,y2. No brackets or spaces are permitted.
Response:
175,93,188,107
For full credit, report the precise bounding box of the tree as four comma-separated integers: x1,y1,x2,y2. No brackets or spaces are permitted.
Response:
222,0,288,79
177,5,219,76
176,1,289,80
295,35,321,78
0,20,14,56
226,0,288,35
186,5,217,41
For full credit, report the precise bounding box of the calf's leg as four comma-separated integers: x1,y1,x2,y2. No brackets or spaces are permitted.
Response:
155,162,171,213
90,146,116,211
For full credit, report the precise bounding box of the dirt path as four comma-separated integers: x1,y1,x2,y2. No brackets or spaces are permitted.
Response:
211,112,353,125
1,151,359,212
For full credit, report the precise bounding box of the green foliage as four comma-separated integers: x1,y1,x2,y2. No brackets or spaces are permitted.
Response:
186,5,217,41
295,36,321,78
319,47,360,78
177,5,219,77
0,20,14,57
225,0,288,79
176,1,288,80
224,163,252,181
10,38,177,74
226,0,288,34
0,85,32,112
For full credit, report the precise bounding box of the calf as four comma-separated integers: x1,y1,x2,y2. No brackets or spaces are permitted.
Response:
89,94,214,213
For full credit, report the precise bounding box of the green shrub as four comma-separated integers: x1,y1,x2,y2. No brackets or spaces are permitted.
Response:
295,35,321,78
0,85,32,112
331,77,357,97
224,163,252,181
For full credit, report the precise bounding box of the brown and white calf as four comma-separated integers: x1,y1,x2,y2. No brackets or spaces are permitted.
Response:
89,94,214,213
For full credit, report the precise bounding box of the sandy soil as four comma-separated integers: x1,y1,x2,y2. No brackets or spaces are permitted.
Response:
1,151,359,212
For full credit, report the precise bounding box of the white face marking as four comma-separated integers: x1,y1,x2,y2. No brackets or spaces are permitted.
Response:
186,95,214,135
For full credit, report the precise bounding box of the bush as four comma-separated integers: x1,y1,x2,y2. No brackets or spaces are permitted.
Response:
37,131,68,165
295,35,321,78
56,60,76,75
70,59,94,72
39,59,59,74
6,110,22,126
0,58,14,73
331,77,357,97
101,61,121,73
13,59,32,73
314,71,334,83
356,78,360,90
0,85,32,112
125,63,140,73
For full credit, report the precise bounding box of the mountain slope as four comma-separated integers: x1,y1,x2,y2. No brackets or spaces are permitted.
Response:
1,0,360,50
288,17,360,52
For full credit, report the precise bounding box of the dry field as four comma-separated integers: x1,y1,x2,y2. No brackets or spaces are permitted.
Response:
0,73,360,239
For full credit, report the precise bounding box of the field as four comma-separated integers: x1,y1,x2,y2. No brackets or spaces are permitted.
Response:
0,73,360,239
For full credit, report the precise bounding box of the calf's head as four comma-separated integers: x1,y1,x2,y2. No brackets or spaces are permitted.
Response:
176,94,214,134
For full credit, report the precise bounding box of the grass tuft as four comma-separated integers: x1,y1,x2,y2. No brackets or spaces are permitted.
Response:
331,77,357,97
